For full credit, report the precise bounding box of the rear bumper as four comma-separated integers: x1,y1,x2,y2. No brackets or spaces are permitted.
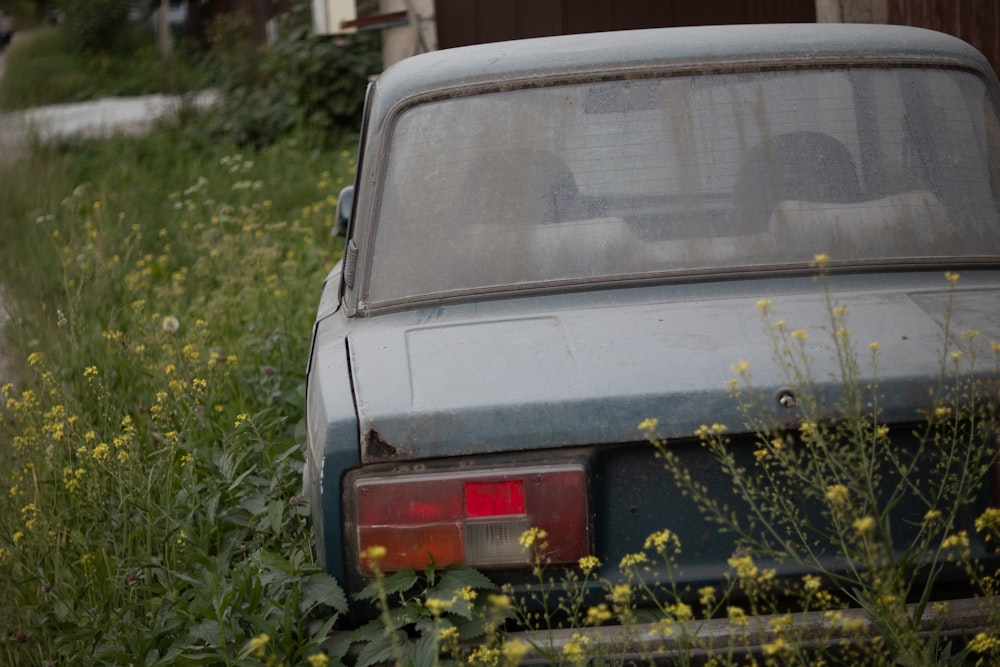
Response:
507,596,998,664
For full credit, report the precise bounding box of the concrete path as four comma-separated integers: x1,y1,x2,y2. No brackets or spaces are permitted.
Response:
0,91,218,158
0,32,217,160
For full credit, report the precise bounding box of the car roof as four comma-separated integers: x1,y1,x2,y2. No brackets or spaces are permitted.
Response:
368,23,996,124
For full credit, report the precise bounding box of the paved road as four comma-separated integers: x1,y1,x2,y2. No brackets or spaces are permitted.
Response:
1,91,218,157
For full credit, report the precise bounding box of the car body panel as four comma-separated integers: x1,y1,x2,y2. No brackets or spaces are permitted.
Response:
345,274,999,464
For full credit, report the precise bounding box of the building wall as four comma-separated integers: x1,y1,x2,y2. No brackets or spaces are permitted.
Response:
379,0,437,69
435,0,816,50
376,1,999,77
887,0,1000,77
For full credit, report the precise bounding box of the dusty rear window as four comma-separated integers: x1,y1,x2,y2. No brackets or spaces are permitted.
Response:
366,67,1000,306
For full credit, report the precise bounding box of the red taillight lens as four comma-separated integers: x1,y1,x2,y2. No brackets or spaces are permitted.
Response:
352,463,589,573
465,480,525,516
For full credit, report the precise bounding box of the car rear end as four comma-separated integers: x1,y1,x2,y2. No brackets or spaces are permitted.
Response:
305,23,1000,653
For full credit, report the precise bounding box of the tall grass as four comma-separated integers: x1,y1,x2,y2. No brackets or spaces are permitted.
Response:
0,128,353,665
0,24,209,110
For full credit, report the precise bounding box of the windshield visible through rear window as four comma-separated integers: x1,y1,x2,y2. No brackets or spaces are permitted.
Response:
366,67,1000,306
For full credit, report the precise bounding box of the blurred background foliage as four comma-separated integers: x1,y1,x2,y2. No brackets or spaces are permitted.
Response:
0,0,381,149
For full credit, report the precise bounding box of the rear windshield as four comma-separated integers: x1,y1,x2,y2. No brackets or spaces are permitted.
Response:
366,67,1000,306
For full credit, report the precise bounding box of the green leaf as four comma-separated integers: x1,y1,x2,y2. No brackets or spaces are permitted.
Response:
435,565,496,594
350,617,388,645
267,498,284,534
412,633,439,667
302,572,348,614
358,569,418,601
356,629,406,667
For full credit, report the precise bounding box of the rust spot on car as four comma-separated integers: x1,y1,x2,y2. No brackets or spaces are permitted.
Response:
365,429,398,459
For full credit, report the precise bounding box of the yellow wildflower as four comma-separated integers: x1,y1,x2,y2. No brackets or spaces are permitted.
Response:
727,606,748,626
968,632,1000,654
802,574,821,593
611,584,632,606
942,532,969,550
727,554,758,579
698,586,716,608
638,417,659,434
644,529,681,555
502,639,530,664
519,526,547,549
975,508,1000,539
561,633,590,664
424,597,451,616
467,646,500,665
586,603,612,625
307,653,329,667
360,545,386,562
578,555,601,574
763,637,788,656
853,516,876,535
247,633,270,659
825,484,849,505
488,593,512,611
619,552,648,568
669,602,693,621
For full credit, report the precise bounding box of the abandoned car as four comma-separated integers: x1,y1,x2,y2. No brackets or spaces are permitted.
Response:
304,23,1000,651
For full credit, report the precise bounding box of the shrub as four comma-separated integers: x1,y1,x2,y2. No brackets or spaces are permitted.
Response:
60,0,133,53
203,1,380,149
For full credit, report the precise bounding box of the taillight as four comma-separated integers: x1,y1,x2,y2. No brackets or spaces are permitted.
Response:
352,463,589,573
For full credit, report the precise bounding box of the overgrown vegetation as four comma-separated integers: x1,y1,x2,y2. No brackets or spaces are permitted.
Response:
0,0,384,661
59,0,133,53
0,125,358,664
200,3,380,149
0,0,379,150
3,3,999,665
